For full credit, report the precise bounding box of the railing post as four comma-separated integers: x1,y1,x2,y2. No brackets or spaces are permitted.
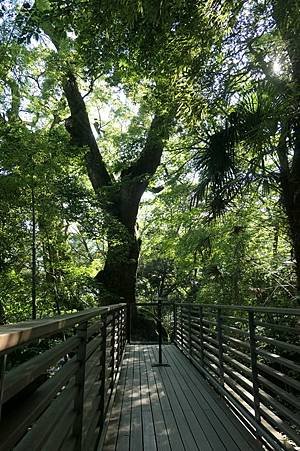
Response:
180,305,184,348
110,311,116,387
99,312,107,433
73,321,88,450
173,302,177,343
126,303,131,344
199,306,204,366
158,297,163,364
116,308,121,367
217,308,224,386
122,307,126,350
188,306,192,356
0,354,7,422
248,310,261,423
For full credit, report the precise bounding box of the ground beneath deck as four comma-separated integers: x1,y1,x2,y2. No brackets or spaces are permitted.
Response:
101,344,262,451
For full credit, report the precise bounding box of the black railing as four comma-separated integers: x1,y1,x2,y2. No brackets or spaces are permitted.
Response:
174,303,300,450
0,301,299,450
0,304,126,451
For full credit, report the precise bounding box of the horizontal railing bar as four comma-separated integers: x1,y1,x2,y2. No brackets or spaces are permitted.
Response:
223,354,253,379
175,303,300,315
222,334,250,350
256,335,300,353
223,344,251,364
87,322,101,339
221,324,249,337
257,361,300,391
202,318,217,326
259,389,300,427
86,336,103,362
13,380,76,451
221,315,248,323
257,349,300,372
223,363,253,391
135,302,174,307
260,404,300,446
258,374,300,410
202,325,216,335
255,321,300,334
0,357,78,450
39,402,75,451
3,336,79,404
224,375,255,409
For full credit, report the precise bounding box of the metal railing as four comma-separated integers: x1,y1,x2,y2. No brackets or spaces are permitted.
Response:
0,301,299,450
174,303,300,450
0,304,127,451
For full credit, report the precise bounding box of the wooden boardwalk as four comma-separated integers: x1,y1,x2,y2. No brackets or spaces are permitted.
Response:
101,344,262,451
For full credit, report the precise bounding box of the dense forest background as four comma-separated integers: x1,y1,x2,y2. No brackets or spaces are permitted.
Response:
0,0,300,323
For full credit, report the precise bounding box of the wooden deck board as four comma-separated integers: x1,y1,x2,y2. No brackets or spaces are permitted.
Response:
101,344,262,451
164,345,259,451
116,347,134,451
145,347,183,451
148,346,203,451
103,347,129,451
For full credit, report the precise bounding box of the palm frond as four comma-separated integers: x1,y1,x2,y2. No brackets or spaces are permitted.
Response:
192,81,286,215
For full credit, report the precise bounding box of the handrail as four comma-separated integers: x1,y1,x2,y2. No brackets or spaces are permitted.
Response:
0,304,126,354
0,303,127,451
174,303,300,450
174,303,300,315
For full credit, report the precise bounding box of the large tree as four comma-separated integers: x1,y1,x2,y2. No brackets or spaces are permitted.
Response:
15,0,228,304
37,25,174,304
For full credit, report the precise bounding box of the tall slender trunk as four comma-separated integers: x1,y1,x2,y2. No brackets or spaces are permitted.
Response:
277,130,300,301
279,173,300,300
272,0,300,300
0,302,5,325
31,185,37,319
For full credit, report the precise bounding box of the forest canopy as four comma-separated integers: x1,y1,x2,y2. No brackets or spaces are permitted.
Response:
0,0,300,322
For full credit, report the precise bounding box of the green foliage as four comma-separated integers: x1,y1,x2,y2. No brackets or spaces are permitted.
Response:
0,0,299,323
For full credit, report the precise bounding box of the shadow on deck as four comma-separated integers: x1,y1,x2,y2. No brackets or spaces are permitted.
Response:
101,345,262,451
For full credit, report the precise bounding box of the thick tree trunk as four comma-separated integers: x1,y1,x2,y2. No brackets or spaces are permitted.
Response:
95,180,146,304
95,230,140,304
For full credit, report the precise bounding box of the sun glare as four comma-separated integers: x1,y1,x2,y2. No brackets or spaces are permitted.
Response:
273,60,282,75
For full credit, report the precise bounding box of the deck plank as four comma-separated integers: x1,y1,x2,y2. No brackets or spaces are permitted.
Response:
166,346,261,451
152,346,218,451
115,347,134,451
129,345,143,451
102,348,129,451
148,346,201,451
101,344,262,451
145,347,184,451
140,347,157,451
